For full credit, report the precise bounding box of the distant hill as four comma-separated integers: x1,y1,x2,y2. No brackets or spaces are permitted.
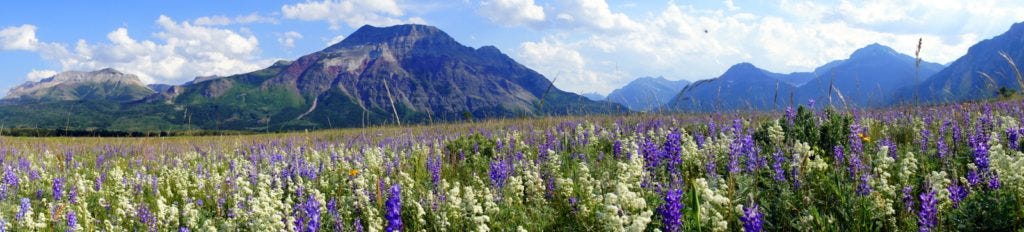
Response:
605,76,689,111
581,92,605,101
798,43,943,107
897,22,1024,104
767,72,814,87
3,68,153,103
664,63,795,112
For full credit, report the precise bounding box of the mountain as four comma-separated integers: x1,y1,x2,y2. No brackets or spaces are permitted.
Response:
798,43,943,107
146,24,623,130
581,92,605,101
767,72,815,86
605,76,689,111
663,63,795,112
897,22,1024,104
147,84,173,93
2,68,153,103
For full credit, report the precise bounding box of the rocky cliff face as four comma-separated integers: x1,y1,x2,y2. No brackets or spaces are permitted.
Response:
3,68,153,103
153,24,622,129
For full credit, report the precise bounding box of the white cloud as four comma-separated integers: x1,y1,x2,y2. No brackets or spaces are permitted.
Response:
193,12,279,26
278,31,303,48
282,0,424,29
193,16,232,26
325,35,346,46
724,0,739,11
478,0,546,27
27,15,268,84
517,39,622,93
0,25,39,51
25,69,56,81
553,0,642,32
507,0,1024,95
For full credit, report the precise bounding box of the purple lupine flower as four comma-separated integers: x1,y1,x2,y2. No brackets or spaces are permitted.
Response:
293,194,321,232
69,185,78,204
52,177,65,201
426,154,442,188
94,174,104,192
354,218,364,232
902,186,915,212
3,166,18,188
665,131,683,175
740,203,764,232
64,151,74,170
936,140,948,159
732,119,743,137
179,227,190,232
1009,128,1022,151
708,121,717,138
66,211,77,232
918,129,931,153
918,187,938,232
137,205,157,232
695,133,706,150
988,172,1002,189
833,145,845,166
785,107,795,125
612,140,623,159
771,150,786,181
489,159,510,189
327,198,343,231
972,138,990,172
741,135,762,173
659,189,684,232
385,184,403,232
856,173,872,196
967,169,981,187
948,182,968,209
705,154,719,180
641,138,661,170
879,138,898,160
16,198,29,221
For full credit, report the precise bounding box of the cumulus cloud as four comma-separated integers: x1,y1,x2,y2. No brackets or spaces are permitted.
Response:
478,0,546,27
0,25,40,51
25,69,57,81
26,15,268,84
278,31,303,48
517,39,622,93
553,0,642,32
508,0,1024,94
193,12,279,26
282,0,426,29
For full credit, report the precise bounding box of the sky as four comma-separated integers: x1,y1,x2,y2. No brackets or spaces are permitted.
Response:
1,0,1023,96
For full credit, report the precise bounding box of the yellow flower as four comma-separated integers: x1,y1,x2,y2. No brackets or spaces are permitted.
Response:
858,133,871,142
349,169,359,176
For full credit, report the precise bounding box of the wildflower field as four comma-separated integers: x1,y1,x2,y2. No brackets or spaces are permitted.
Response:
2,101,1024,232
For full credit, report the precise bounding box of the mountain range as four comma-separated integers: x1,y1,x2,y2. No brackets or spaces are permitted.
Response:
663,63,798,112
897,22,1024,104
6,21,1024,131
605,76,689,111
0,24,622,131
796,43,944,108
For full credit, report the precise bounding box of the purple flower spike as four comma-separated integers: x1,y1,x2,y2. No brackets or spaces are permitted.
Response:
918,187,937,232
740,202,764,232
385,184,403,232
659,189,684,232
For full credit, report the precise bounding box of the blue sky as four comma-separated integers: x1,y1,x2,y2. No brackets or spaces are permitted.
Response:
2,0,1023,96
